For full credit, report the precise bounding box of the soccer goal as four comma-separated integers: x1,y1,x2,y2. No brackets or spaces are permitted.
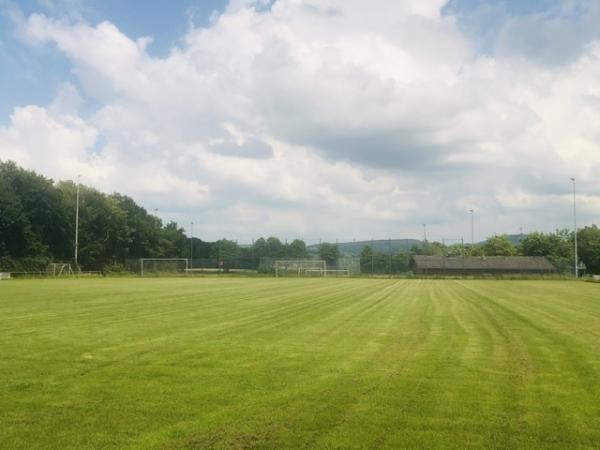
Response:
274,260,327,277
46,263,74,277
140,258,189,277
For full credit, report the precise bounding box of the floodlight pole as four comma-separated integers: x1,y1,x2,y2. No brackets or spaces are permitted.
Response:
469,209,474,246
461,238,465,272
74,175,80,267
571,178,578,277
190,221,194,269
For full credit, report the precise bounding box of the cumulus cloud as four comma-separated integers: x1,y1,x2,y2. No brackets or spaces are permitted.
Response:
0,102,98,176
1,0,599,241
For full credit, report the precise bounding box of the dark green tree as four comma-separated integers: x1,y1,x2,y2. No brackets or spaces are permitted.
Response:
211,239,241,260
1,162,70,260
391,251,409,273
252,238,268,258
159,222,189,258
518,230,572,272
319,242,339,266
0,171,30,259
360,245,374,272
483,235,516,256
578,225,600,274
266,237,285,257
287,239,308,258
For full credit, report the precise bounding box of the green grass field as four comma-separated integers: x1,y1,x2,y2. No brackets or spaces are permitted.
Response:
1,278,599,449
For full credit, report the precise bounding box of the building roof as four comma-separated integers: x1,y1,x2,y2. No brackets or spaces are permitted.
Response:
411,255,556,271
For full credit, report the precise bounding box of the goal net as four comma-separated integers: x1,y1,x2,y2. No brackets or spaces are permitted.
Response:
274,260,327,277
46,263,74,277
140,258,189,277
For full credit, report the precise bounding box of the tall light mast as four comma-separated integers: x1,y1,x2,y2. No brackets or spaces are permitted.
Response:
190,221,194,268
571,178,578,277
469,209,474,246
75,175,80,267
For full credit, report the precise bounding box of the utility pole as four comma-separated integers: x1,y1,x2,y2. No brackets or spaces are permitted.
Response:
469,209,474,246
571,178,578,277
75,175,80,268
371,238,374,273
190,221,194,268
422,224,427,242
388,237,392,275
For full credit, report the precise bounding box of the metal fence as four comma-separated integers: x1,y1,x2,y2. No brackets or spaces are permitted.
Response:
123,255,411,276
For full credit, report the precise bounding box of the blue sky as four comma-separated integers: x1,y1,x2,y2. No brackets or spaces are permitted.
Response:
0,0,586,122
0,0,228,119
0,0,599,241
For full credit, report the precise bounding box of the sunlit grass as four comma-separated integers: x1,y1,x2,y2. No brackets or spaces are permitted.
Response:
1,278,599,449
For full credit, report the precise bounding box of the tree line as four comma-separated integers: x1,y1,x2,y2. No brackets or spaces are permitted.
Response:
399,231,600,274
1,160,599,274
0,161,314,271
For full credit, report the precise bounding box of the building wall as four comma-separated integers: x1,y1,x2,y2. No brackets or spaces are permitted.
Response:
414,268,554,276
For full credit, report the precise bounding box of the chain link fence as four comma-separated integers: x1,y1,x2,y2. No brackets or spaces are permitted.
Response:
123,255,410,276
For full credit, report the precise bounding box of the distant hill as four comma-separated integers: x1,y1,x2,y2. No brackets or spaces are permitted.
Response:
308,234,527,256
308,239,423,256
503,234,527,246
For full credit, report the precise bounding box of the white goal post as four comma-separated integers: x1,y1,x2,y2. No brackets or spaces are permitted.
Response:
140,258,189,277
307,268,350,277
46,263,74,277
274,260,327,277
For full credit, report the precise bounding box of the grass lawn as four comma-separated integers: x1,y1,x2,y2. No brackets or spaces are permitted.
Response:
1,278,600,449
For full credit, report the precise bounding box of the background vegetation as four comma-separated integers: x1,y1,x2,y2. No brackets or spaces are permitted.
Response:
2,161,600,274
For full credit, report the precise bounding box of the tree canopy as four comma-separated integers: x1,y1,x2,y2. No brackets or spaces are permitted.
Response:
0,161,195,271
3,160,600,275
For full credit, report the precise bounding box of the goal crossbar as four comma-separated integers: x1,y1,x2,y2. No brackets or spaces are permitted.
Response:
46,263,74,277
305,269,349,276
274,259,327,277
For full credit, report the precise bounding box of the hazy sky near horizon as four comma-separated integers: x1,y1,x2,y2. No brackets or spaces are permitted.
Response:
1,0,599,243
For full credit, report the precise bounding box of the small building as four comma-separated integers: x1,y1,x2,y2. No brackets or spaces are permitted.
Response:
410,255,556,276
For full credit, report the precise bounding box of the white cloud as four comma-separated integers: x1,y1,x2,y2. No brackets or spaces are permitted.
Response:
0,103,98,177
1,0,600,241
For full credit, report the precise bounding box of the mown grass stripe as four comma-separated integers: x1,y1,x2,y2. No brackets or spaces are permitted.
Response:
1,278,600,449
